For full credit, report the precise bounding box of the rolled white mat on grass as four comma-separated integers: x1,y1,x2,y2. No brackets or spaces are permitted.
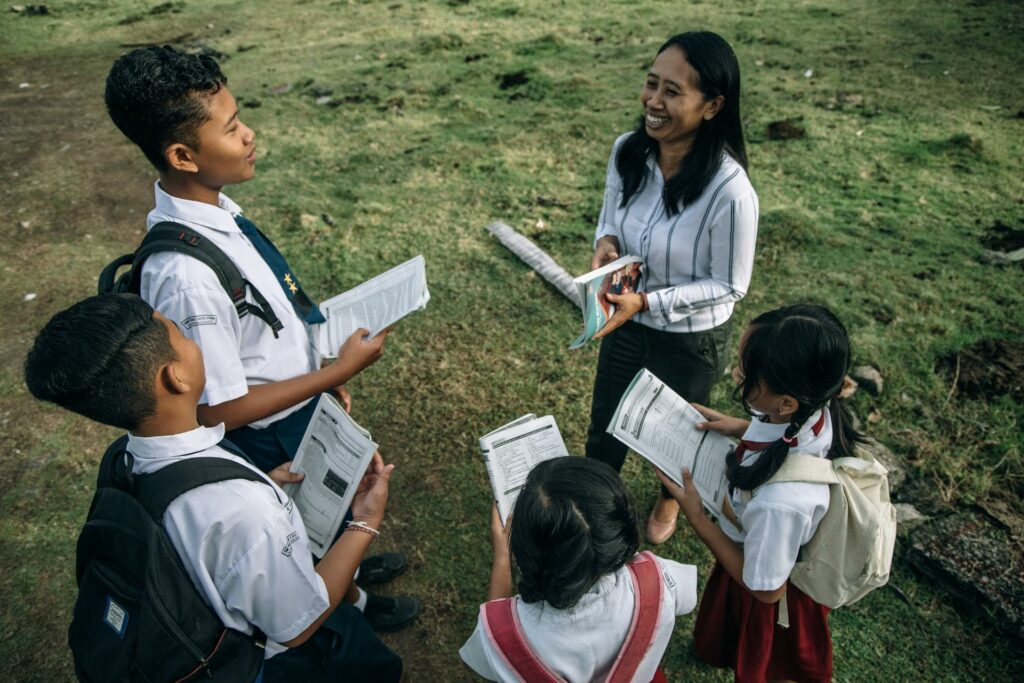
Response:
486,221,582,309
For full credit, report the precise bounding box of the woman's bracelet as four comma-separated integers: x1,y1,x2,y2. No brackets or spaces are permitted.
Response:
345,520,381,538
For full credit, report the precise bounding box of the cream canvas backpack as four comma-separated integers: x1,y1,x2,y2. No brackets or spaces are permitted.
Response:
748,447,898,611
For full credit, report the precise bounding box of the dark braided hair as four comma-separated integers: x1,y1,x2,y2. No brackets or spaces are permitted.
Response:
509,458,640,610
725,304,864,491
616,31,747,216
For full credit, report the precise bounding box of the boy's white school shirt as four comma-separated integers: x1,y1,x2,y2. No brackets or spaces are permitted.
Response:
718,409,833,591
126,424,330,658
141,182,321,429
460,556,697,683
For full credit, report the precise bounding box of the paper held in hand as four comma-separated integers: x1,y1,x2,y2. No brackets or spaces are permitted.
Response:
569,255,644,349
608,369,733,515
286,394,378,558
318,255,430,358
479,414,569,526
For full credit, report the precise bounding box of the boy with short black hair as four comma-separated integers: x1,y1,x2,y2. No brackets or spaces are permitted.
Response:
104,45,418,632
25,293,403,681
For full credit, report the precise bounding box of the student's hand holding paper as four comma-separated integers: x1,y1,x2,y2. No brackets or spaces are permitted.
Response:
487,502,514,600
330,384,352,413
269,460,305,488
351,453,394,529
490,502,512,558
692,403,749,439
335,327,390,378
594,292,645,339
655,466,706,524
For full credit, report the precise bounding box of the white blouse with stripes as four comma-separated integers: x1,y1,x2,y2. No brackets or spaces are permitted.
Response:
595,133,759,333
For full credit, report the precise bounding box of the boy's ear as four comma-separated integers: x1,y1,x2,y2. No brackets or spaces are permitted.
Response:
157,361,193,397
165,143,199,174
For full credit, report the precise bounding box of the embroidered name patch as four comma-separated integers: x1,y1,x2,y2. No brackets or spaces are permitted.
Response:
662,571,677,590
281,531,300,557
182,314,217,329
103,596,129,638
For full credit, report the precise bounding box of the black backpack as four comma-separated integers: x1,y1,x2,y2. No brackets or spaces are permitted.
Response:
98,221,283,337
69,436,277,682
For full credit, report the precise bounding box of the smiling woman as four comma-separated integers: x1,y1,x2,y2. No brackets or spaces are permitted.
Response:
584,31,759,544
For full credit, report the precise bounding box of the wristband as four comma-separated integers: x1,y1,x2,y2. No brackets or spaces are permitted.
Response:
640,292,650,313
345,520,380,538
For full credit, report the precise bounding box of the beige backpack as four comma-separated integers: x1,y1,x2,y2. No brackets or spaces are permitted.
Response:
746,447,897,612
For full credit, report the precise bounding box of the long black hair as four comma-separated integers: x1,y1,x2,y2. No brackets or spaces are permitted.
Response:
509,457,640,610
617,31,747,216
725,304,864,491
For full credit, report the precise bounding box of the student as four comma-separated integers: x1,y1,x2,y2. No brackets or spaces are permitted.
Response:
24,293,403,681
103,45,418,631
655,304,863,683
461,457,698,682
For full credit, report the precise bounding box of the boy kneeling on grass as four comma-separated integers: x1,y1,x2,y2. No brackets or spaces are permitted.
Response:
25,293,404,681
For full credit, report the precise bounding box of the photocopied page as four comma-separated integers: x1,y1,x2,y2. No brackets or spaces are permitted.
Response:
569,255,644,350
479,415,569,526
286,394,378,558
608,369,733,514
318,255,430,357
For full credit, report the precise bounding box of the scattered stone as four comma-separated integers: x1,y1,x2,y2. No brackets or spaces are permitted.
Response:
315,95,334,106
1008,247,1024,262
803,69,814,78
859,435,907,492
895,503,926,527
19,220,30,229
909,512,1024,640
851,365,884,395
299,214,319,229
18,82,30,89
498,70,530,90
980,249,1012,266
23,292,37,301
320,213,336,228
939,339,1024,402
269,82,293,95
867,410,883,425
535,218,546,230
10,5,25,13
766,119,806,140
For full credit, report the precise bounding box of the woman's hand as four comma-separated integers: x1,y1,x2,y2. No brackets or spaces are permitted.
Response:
594,292,645,339
268,461,305,488
691,403,749,439
591,235,621,270
490,502,511,563
350,452,394,528
654,466,706,524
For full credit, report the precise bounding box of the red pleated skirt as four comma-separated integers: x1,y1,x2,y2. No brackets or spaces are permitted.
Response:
693,562,833,683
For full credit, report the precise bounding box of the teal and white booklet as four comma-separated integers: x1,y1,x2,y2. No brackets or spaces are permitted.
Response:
569,255,643,349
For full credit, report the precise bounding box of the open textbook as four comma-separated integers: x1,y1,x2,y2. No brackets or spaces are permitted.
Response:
479,414,569,526
569,255,644,349
285,394,378,558
318,255,430,357
608,369,733,514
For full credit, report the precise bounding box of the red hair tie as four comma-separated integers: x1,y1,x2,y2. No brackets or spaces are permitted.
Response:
782,434,798,446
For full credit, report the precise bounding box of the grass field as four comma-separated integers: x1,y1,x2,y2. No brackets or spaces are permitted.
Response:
1,0,1022,680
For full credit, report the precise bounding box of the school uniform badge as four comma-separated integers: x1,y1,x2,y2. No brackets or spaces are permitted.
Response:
282,531,300,557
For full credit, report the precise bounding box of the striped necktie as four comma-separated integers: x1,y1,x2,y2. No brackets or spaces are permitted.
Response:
234,215,326,325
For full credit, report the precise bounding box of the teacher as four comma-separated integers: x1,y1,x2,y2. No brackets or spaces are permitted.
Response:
585,31,758,544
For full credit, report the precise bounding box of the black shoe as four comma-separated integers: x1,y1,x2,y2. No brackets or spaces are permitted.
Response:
363,593,422,633
358,552,407,586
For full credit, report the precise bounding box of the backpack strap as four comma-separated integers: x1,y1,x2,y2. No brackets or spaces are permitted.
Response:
134,456,275,520
606,551,664,683
765,453,840,486
481,598,564,683
126,222,284,338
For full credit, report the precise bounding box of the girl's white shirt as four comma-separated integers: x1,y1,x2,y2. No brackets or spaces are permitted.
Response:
718,409,833,591
460,555,697,683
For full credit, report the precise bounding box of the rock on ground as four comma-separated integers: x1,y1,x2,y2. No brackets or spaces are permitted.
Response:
909,512,1024,640
859,435,907,493
851,365,884,395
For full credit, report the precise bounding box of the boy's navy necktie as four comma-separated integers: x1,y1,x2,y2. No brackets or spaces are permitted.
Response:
234,214,326,325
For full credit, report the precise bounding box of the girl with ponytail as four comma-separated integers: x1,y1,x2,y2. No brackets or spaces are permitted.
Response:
655,304,862,683
460,457,699,682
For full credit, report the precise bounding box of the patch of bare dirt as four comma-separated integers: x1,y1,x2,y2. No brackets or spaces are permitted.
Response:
939,339,1024,402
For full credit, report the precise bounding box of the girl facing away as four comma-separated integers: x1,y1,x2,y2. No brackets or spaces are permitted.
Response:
461,457,698,682
656,304,863,683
